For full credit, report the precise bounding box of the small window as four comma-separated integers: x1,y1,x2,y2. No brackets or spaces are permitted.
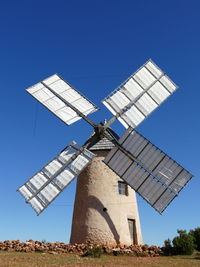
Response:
118,181,128,196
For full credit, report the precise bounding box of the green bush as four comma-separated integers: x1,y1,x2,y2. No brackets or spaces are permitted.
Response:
112,249,120,256
163,238,174,256
82,244,103,258
172,230,195,255
163,230,195,256
189,227,200,251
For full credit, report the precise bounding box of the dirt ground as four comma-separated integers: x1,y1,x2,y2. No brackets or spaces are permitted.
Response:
1,252,200,267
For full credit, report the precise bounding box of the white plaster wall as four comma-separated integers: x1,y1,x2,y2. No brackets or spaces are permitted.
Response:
70,150,143,246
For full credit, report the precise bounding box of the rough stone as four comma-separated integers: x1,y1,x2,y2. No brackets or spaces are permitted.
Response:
0,240,162,256
70,150,143,246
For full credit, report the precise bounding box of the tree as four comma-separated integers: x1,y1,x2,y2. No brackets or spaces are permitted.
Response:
189,227,200,251
163,238,173,256
172,230,195,255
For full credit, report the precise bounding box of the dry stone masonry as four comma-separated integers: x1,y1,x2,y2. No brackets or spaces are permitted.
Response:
0,240,162,257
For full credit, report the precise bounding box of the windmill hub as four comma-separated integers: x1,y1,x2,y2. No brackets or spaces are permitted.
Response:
94,123,106,140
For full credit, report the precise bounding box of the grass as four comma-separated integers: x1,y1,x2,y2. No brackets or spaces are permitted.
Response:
0,252,200,267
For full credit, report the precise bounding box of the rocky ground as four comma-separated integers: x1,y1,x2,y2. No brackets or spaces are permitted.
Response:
0,240,162,257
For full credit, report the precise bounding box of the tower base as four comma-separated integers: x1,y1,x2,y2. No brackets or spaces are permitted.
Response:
70,150,143,246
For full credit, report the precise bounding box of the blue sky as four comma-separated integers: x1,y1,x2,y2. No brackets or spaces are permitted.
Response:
0,0,200,246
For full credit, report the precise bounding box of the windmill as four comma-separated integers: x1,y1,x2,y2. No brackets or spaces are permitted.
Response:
18,59,193,246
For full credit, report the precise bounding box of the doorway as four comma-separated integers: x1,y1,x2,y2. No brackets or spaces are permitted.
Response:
128,219,138,244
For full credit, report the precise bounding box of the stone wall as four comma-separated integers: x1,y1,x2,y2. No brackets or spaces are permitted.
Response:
0,240,162,256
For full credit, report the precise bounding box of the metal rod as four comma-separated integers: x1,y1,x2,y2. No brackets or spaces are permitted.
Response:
104,73,165,129
103,130,156,177
41,171,63,192
151,168,185,206
23,184,46,208
25,152,79,204
119,141,151,178
24,135,98,204
41,81,97,129
103,128,178,193
144,65,177,94
135,154,167,191
36,134,99,216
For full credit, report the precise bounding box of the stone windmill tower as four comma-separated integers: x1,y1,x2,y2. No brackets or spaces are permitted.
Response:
70,132,143,245
18,59,194,247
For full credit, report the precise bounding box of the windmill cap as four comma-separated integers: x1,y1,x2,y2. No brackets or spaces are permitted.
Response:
88,127,119,151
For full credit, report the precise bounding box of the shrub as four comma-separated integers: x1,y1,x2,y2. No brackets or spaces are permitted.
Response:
82,244,103,258
112,249,120,256
163,239,174,256
189,227,200,251
172,230,195,255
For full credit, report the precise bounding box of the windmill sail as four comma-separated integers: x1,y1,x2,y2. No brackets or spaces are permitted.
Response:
18,59,194,218
103,59,178,129
18,142,95,215
104,127,193,213
27,74,99,126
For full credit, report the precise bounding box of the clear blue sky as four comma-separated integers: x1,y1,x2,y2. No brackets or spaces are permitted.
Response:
0,0,199,246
